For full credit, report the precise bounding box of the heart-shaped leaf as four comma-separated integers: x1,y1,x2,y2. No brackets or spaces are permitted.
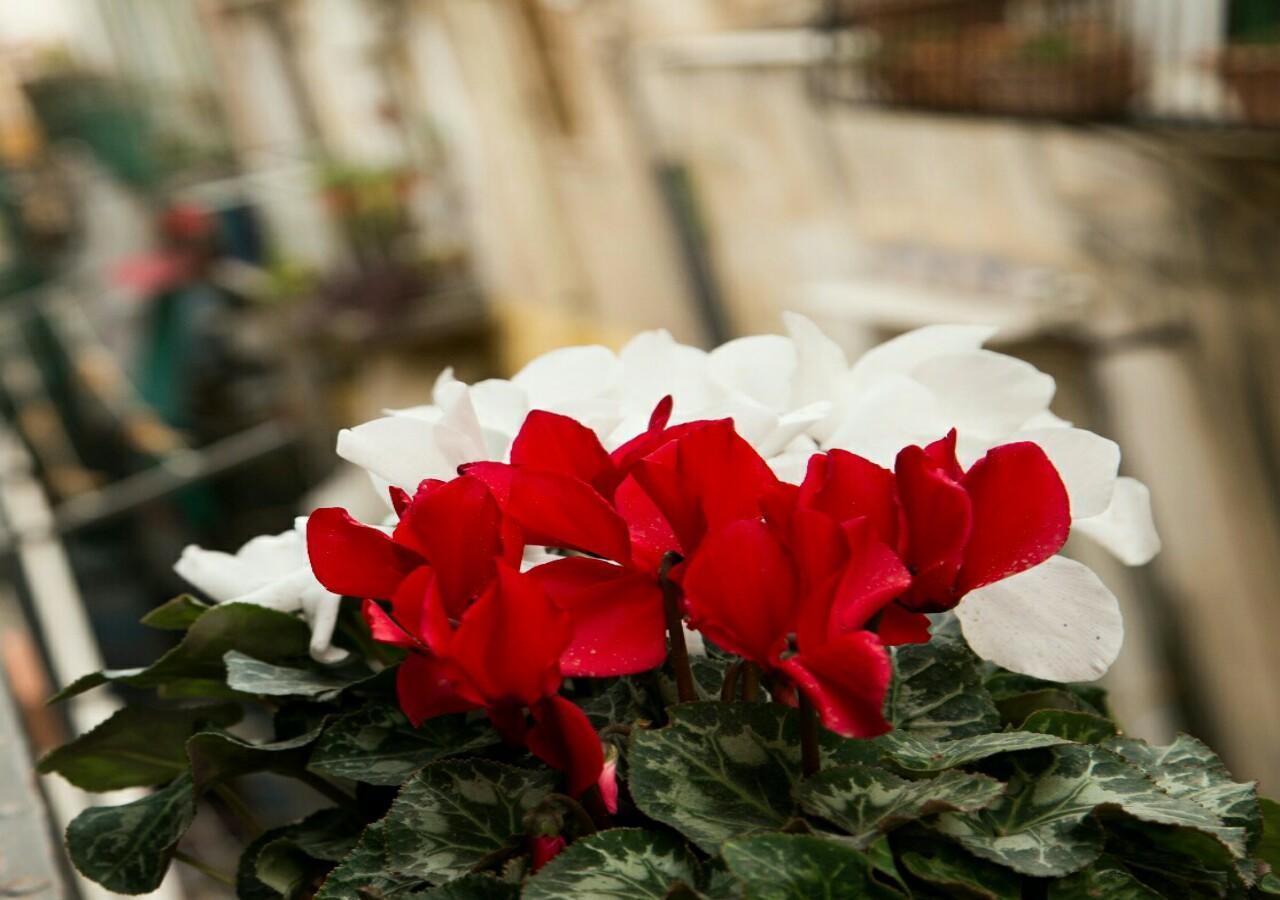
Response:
887,636,999,739
140,595,211,631
1022,709,1117,743
186,724,325,792
316,821,425,899
628,702,801,853
898,841,1021,899
65,774,196,894
308,703,499,787
38,703,240,790
224,651,375,702
52,603,312,702
523,829,700,899
796,764,1004,848
1046,859,1163,899
382,760,556,882
932,745,1247,877
877,730,1068,774
721,834,892,900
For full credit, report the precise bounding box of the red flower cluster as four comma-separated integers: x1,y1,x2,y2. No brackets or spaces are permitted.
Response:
306,399,1070,798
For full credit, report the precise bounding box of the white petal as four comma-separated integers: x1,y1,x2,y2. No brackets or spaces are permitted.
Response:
1015,427,1120,520
337,415,446,491
911,350,1056,439
513,345,620,411
847,324,997,392
233,568,311,613
767,450,813,485
707,334,797,413
468,379,529,440
431,366,462,406
1073,477,1161,566
824,374,948,467
300,587,348,664
619,330,715,418
956,556,1123,682
755,401,831,458
783,312,847,409
174,545,257,602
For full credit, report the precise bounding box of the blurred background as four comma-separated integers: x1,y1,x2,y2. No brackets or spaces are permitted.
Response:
0,0,1278,895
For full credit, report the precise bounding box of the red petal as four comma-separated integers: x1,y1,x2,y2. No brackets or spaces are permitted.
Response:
682,519,796,668
894,445,972,612
827,519,912,635
531,835,567,872
781,631,892,738
924,429,965,481
614,475,680,572
527,695,604,797
798,451,902,550
389,486,412,517
396,653,478,726
307,508,419,599
508,469,633,563
877,603,931,645
362,598,416,648
446,564,571,707
393,476,502,617
460,461,513,506
675,421,780,545
511,410,613,488
957,441,1070,594
528,557,666,677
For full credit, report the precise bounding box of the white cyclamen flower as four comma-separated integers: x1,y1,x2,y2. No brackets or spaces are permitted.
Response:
329,314,1159,682
174,516,347,664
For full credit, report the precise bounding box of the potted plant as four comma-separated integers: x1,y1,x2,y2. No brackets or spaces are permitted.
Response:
43,316,1278,897
1219,0,1280,129
974,23,1137,120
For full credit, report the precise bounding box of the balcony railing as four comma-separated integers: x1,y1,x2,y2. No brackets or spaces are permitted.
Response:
813,0,1280,129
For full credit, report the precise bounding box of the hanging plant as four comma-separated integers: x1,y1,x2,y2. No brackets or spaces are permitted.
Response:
44,316,1277,898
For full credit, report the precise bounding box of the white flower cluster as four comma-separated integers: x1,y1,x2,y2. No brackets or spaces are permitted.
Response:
175,315,1158,680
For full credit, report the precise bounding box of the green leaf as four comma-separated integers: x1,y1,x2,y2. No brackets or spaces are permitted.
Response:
224,651,375,702
523,829,700,899
628,702,802,853
720,834,891,900
1257,798,1280,868
1021,709,1118,743
52,603,312,702
887,636,999,739
186,724,324,792
308,703,499,787
237,826,294,900
795,763,1004,848
65,774,196,894
414,875,519,899
38,703,240,790
316,821,425,900
254,811,363,897
382,759,556,882
1047,859,1163,899
579,678,653,729
877,730,1068,773
985,671,1109,717
898,842,1021,899
141,595,211,630
1103,734,1260,846
932,744,1247,877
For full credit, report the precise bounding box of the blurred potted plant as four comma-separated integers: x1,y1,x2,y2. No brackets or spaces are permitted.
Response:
1219,0,1280,127
974,23,1137,120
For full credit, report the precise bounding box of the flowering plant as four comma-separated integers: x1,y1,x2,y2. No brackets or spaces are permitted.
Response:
44,320,1279,898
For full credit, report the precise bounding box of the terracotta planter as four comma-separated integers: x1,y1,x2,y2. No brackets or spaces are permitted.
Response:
1220,45,1280,127
976,42,1136,119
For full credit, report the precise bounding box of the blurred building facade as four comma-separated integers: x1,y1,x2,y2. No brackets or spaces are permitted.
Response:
3,0,1280,792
